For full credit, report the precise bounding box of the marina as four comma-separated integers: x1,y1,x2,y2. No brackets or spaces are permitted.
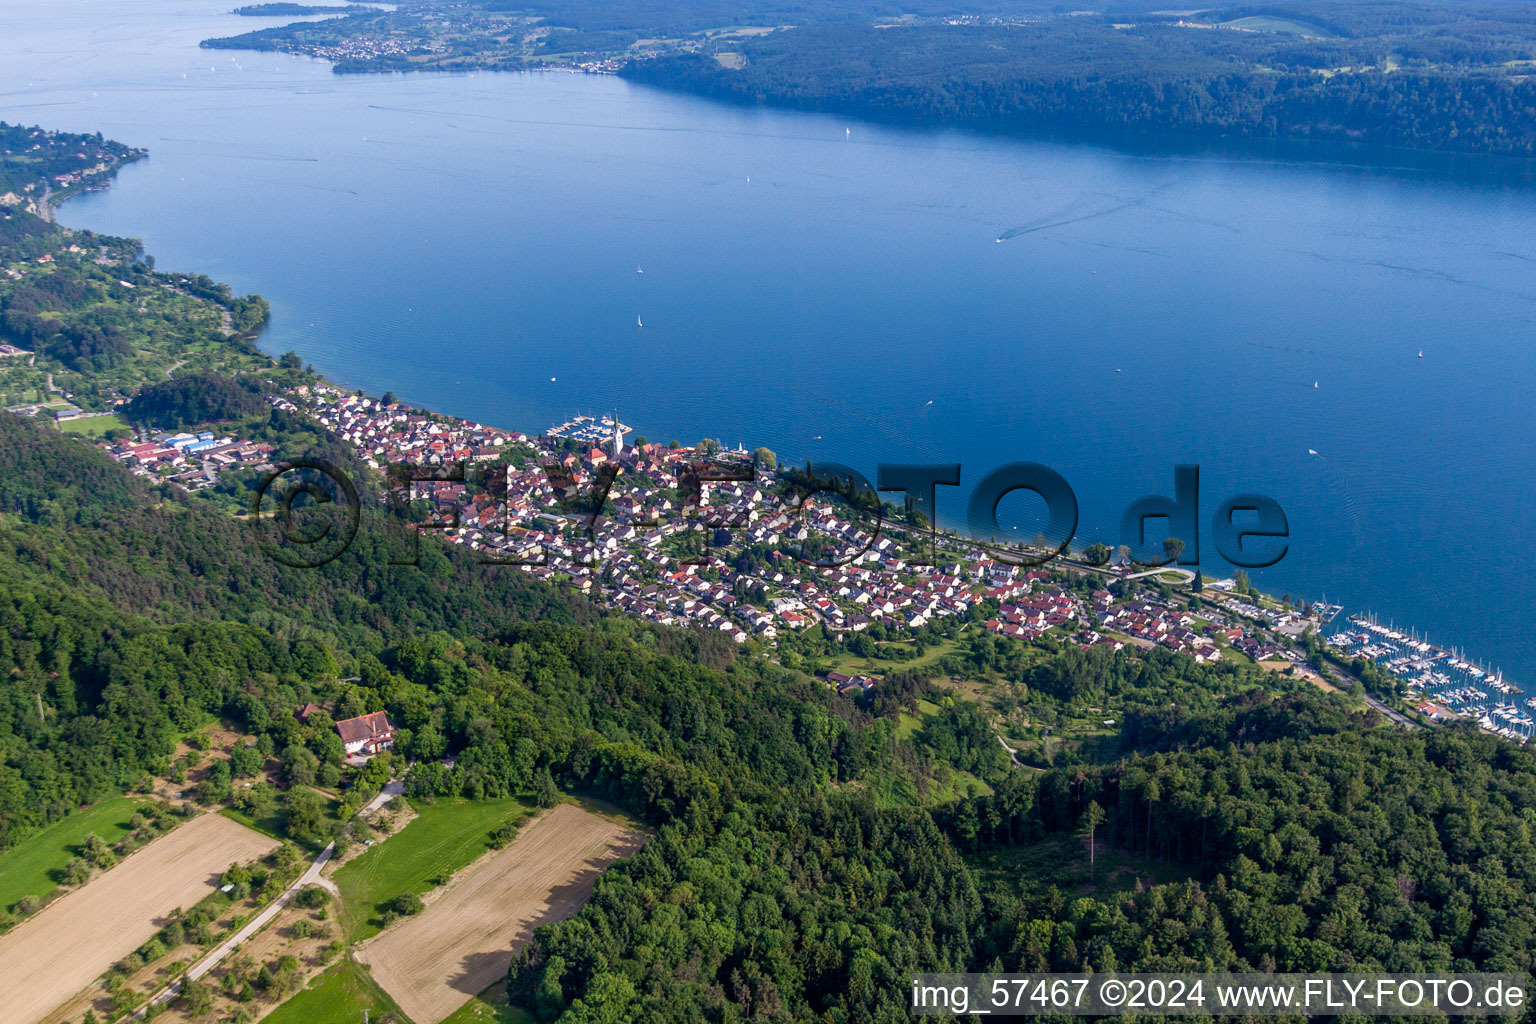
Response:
1328,613,1530,742
545,413,633,446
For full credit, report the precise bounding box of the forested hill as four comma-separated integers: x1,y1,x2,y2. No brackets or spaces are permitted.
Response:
623,15,1536,157
202,0,1536,157
7,409,1536,1020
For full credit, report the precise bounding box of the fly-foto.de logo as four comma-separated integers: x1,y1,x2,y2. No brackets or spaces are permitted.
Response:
249,457,1288,572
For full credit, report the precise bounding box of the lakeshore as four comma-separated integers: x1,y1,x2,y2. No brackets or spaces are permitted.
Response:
2,115,1525,747
8,0,1536,688
11,2,1536,1014
84,376,1523,746
2,118,1514,741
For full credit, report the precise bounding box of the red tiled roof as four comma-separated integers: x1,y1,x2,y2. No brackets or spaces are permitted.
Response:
335,711,393,746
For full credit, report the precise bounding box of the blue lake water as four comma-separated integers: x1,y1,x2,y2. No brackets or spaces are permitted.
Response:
5,0,1536,681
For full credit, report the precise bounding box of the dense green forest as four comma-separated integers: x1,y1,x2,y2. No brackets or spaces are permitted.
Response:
7,401,1536,1020
124,373,267,428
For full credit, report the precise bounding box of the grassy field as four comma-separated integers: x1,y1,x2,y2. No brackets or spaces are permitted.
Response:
57,412,128,435
892,697,942,740
439,983,533,1024
924,768,993,803
333,797,529,942
1223,14,1331,36
0,795,150,910
261,961,403,1024
824,636,962,677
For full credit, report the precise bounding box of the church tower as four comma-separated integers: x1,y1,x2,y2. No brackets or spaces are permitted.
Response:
611,410,626,459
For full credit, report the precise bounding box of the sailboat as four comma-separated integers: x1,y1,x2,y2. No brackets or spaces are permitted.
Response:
636,315,643,328
1314,381,1319,389
636,266,643,274
1418,350,1424,358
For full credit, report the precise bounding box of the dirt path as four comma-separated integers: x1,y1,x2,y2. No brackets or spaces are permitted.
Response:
0,814,278,1024
354,803,645,1024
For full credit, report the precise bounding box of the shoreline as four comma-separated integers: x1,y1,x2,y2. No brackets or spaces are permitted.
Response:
26,117,1528,736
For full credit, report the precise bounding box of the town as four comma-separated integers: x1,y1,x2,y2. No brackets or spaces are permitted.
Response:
272,385,1332,688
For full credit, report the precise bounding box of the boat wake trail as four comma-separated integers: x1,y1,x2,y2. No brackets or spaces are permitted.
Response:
994,187,1167,242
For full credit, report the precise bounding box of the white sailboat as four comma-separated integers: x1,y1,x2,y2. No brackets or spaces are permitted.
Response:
636,315,643,328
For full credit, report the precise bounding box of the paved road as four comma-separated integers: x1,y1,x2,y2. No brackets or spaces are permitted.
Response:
1121,566,1197,584
994,732,1044,772
130,780,405,1017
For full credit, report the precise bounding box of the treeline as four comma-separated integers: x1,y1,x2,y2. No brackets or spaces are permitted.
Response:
624,18,1536,156
233,2,377,14
507,798,983,1023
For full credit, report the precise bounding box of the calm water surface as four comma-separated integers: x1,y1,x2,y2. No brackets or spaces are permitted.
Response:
5,0,1535,680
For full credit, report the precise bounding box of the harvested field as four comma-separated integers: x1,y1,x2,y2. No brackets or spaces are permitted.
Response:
355,804,645,1024
0,813,279,1024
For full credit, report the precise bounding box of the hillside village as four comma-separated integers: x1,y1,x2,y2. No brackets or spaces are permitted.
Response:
266,385,1320,685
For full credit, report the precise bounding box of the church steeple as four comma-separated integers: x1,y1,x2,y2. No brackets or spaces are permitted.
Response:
611,410,626,459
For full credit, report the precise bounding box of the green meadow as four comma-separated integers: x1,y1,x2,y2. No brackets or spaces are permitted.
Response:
260,961,402,1024
332,796,529,941
0,795,151,910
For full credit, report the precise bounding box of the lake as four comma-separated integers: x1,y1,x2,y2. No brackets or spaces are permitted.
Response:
5,0,1535,682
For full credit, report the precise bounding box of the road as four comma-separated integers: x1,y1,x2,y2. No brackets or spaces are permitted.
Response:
130,780,404,1017
995,731,1044,772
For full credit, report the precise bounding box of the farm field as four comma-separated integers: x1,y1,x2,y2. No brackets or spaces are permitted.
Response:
332,796,528,941
354,804,646,1024
0,813,278,1024
0,795,151,911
